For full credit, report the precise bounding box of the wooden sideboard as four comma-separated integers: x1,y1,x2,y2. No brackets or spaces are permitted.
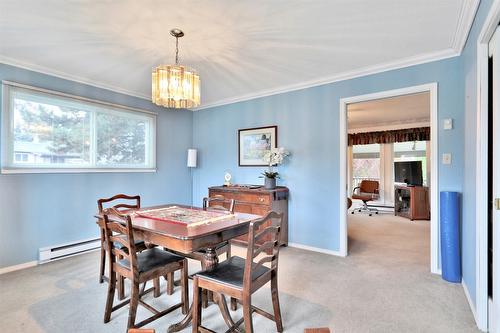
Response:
394,185,430,220
208,185,289,247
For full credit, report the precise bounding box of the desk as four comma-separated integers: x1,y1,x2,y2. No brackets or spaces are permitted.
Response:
95,204,261,332
394,186,430,220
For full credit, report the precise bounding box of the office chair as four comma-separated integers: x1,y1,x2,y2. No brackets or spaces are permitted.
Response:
351,180,380,216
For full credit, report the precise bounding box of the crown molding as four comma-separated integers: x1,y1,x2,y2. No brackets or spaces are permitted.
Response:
451,0,481,53
0,55,151,101
0,48,460,113
194,48,458,110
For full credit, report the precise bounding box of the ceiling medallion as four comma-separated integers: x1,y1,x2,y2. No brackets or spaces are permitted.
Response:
152,28,200,109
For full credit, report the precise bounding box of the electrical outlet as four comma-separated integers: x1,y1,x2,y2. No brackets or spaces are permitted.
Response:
442,153,452,165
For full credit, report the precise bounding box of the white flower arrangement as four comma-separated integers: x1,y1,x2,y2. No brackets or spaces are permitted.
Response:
262,147,290,179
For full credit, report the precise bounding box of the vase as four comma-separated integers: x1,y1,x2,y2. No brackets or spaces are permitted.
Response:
264,177,277,189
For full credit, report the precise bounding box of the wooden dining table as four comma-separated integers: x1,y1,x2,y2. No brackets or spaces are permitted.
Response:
95,203,261,332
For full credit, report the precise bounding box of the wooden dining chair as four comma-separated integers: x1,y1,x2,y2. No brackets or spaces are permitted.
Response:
169,196,235,261
198,196,235,259
98,194,153,300
192,211,284,333
168,196,235,264
102,208,189,330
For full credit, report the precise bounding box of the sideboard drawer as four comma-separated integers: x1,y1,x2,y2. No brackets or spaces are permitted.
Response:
233,203,254,214
239,193,270,205
251,205,271,216
209,190,271,206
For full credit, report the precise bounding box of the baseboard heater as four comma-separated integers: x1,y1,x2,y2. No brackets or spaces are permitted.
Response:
39,237,101,264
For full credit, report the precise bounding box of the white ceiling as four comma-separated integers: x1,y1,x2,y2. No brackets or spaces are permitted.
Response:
0,1,477,109
347,92,430,131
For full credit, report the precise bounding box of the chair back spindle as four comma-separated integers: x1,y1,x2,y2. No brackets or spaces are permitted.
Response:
243,211,283,289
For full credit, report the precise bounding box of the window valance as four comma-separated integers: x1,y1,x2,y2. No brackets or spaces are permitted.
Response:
348,127,430,146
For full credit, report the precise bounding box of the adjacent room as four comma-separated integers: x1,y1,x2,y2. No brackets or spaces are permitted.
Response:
1,1,500,333
346,92,433,274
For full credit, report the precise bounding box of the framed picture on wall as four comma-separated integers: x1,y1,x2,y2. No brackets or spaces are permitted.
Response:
238,125,277,166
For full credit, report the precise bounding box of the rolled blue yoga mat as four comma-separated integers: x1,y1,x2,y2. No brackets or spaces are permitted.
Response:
440,191,461,283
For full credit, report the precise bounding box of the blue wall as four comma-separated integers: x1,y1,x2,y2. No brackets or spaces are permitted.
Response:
0,64,193,268
193,57,464,252
1,4,495,321
461,0,495,308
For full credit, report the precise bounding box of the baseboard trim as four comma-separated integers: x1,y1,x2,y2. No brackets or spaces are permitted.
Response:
462,280,481,330
0,261,38,275
288,242,344,257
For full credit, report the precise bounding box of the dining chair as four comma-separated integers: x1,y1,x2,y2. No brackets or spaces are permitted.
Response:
102,208,189,330
167,196,236,307
198,196,236,259
98,194,152,300
192,211,284,333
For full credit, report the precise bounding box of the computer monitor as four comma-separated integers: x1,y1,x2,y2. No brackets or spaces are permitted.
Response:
394,161,423,186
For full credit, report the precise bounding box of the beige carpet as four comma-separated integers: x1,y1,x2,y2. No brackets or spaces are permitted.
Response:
0,214,478,332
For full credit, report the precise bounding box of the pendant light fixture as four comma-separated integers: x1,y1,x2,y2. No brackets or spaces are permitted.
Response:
152,28,200,109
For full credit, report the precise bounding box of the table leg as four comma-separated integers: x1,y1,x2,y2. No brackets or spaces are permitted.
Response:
214,292,239,330
202,247,219,270
167,247,219,333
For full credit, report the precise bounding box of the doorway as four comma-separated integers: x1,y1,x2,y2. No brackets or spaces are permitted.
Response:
339,83,439,274
488,24,500,333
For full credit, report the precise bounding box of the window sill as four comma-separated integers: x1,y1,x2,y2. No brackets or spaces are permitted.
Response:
1,168,157,174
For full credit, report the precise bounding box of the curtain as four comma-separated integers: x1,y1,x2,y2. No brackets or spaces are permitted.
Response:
348,127,430,146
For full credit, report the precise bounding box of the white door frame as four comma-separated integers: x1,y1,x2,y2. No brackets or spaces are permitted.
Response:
476,1,500,331
490,27,500,333
339,83,440,275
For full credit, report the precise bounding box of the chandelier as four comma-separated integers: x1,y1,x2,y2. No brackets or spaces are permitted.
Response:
152,29,200,109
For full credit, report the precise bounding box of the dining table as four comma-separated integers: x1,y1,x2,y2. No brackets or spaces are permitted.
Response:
95,203,261,332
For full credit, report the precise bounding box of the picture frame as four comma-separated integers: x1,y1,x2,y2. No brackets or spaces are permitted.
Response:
238,125,278,166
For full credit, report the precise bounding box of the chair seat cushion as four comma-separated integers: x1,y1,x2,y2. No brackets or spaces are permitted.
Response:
352,194,375,201
194,256,269,288
118,248,184,273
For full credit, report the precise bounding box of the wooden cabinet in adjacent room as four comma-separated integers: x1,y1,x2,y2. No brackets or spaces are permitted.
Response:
394,185,430,220
208,185,289,247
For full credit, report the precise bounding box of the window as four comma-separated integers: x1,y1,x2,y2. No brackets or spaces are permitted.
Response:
352,143,380,188
1,82,156,173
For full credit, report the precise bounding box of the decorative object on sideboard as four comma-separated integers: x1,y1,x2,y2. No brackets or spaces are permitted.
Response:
238,125,277,166
223,171,232,186
152,28,201,109
261,147,290,189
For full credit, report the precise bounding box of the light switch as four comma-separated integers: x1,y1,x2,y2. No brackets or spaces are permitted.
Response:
443,118,453,130
442,153,452,165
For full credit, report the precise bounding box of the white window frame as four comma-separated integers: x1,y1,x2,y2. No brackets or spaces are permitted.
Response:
1,81,157,174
